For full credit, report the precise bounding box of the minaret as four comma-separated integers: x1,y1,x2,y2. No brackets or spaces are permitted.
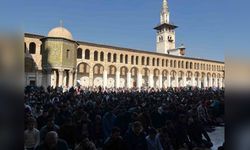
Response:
154,0,178,54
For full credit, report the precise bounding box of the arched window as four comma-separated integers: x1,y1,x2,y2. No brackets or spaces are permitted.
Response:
120,54,123,63
100,52,104,61
182,61,184,68
178,61,180,68
136,56,139,65
190,62,193,69
194,63,196,69
125,55,128,64
186,62,189,69
113,54,117,62
152,58,155,66
174,60,176,68
162,59,164,67
170,60,173,67
94,51,98,61
166,59,168,67
131,56,134,64
142,56,145,65
66,49,70,58
77,48,82,59
29,42,36,54
108,53,111,62
85,49,90,59
147,57,150,65
157,58,159,66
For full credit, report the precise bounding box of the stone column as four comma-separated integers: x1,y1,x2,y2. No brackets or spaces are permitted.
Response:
159,75,163,88
89,67,93,87
58,69,64,87
127,72,131,88
137,73,142,89
192,76,195,87
103,70,107,89
68,70,74,88
204,75,208,88
175,74,179,87
167,74,171,87
198,78,202,88
149,74,154,87
209,76,213,87
116,71,120,88
183,74,187,87
219,78,223,89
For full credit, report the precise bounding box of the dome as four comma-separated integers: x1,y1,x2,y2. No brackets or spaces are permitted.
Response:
48,27,73,40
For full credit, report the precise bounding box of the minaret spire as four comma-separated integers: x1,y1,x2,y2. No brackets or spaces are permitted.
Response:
160,0,170,24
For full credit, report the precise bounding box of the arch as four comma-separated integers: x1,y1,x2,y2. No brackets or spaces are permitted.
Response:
120,54,123,63
173,60,176,68
108,65,117,75
77,48,82,59
166,59,169,67
186,61,189,69
178,61,181,68
157,58,160,66
142,56,145,65
197,63,200,70
77,62,90,74
152,58,155,66
29,42,36,54
182,61,184,68
120,66,128,76
194,63,197,69
178,71,184,77
100,51,104,61
142,68,150,77
146,57,150,65
162,70,168,77
93,64,104,75
135,56,139,65
186,71,193,78
94,51,98,61
85,49,90,60
130,67,138,77
170,60,173,67
162,59,165,67
24,42,27,53
194,72,200,78
190,62,193,69
131,55,134,64
125,55,128,64
154,68,160,77
113,53,117,62
107,53,111,62
170,70,177,78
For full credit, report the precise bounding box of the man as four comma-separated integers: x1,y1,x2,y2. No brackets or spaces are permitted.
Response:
39,116,60,142
24,118,40,150
35,131,68,150
124,121,147,150
103,127,126,150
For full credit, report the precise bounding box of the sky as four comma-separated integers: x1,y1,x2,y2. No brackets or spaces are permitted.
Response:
1,0,249,61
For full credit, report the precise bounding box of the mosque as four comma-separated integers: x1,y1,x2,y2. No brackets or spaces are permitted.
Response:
24,0,225,89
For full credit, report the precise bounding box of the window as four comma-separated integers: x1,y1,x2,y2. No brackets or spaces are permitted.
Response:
66,49,70,58
108,53,111,62
186,62,189,69
152,58,155,66
136,56,139,65
85,49,90,60
100,52,104,61
24,42,27,53
170,60,173,67
131,56,134,64
147,57,150,66
113,54,117,62
77,48,82,59
157,58,159,66
120,54,123,63
142,57,145,65
162,59,165,67
94,51,98,61
125,55,128,64
29,42,36,54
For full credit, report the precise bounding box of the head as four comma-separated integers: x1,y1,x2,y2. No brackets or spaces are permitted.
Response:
45,131,58,148
47,116,55,128
132,121,143,135
111,127,121,139
27,117,36,130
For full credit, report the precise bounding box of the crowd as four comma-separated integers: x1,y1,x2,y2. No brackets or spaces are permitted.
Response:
24,85,224,150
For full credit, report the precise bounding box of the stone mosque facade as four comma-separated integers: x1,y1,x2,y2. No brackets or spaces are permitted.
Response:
24,0,225,89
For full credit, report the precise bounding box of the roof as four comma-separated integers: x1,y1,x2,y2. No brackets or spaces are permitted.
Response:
154,23,178,30
24,33,224,64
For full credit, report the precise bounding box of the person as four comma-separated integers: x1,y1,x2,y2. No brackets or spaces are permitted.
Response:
35,131,68,150
75,136,97,150
145,127,162,150
24,118,40,150
124,121,147,150
156,126,174,150
103,127,126,150
39,116,60,142
102,108,116,139
36,110,48,130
